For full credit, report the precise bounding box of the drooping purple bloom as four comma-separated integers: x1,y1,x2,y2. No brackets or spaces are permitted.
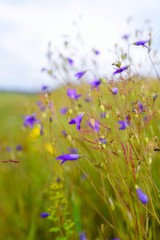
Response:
111,87,118,95
113,65,128,75
36,101,46,111
99,137,107,144
23,113,38,128
67,57,74,66
136,188,149,204
100,112,107,118
69,113,84,130
41,85,48,91
60,107,68,115
6,146,12,152
16,145,23,151
68,147,78,154
138,101,144,113
88,119,100,132
75,70,87,80
132,40,149,49
118,116,130,130
62,130,67,137
122,34,130,40
56,153,80,164
111,238,120,240
89,79,101,89
93,48,100,55
67,89,82,100
40,212,50,218
79,232,87,240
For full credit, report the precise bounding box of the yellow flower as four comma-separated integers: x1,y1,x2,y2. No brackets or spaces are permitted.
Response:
28,125,41,141
45,143,55,155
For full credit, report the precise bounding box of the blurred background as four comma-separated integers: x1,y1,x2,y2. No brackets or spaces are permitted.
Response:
0,0,159,92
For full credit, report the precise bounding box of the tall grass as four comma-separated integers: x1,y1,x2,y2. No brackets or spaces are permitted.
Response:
0,32,160,240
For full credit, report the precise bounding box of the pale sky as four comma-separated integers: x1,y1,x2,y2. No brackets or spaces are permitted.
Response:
0,0,159,92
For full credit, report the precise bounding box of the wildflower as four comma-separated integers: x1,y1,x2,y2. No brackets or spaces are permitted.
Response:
16,145,23,151
79,232,87,240
23,113,38,128
41,85,48,91
136,188,149,204
67,89,82,100
88,119,100,132
56,153,80,164
111,238,120,240
118,116,130,130
36,101,46,111
40,212,50,218
132,40,149,49
69,113,84,130
113,65,128,75
75,70,87,80
138,101,144,113
68,148,78,154
99,137,107,144
6,146,12,152
111,87,118,95
45,143,55,155
122,34,130,40
60,107,68,115
67,57,74,65
100,112,107,118
89,79,101,89
28,125,41,140
93,48,100,55
62,130,67,137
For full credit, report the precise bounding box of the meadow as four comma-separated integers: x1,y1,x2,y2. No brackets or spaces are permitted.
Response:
0,37,160,240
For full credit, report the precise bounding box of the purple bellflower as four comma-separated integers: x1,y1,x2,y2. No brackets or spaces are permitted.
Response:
99,137,107,144
136,188,149,204
79,232,87,240
40,212,50,218
36,101,46,111
67,89,82,100
69,113,84,130
60,107,68,115
16,145,23,151
67,57,74,66
41,85,48,91
23,113,38,128
88,119,100,132
118,116,130,130
93,48,100,55
137,101,144,113
89,79,101,89
132,40,149,49
113,65,128,75
56,153,80,164
68,148,78,154
111,87,118,95
6,146,12,152
122,34,130,40
100,112,107,118
75,70,87,80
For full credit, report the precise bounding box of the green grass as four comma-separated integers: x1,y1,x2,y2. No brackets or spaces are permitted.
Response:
0,78,160,239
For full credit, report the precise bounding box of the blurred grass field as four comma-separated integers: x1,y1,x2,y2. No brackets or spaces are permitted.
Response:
0,78,160,239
